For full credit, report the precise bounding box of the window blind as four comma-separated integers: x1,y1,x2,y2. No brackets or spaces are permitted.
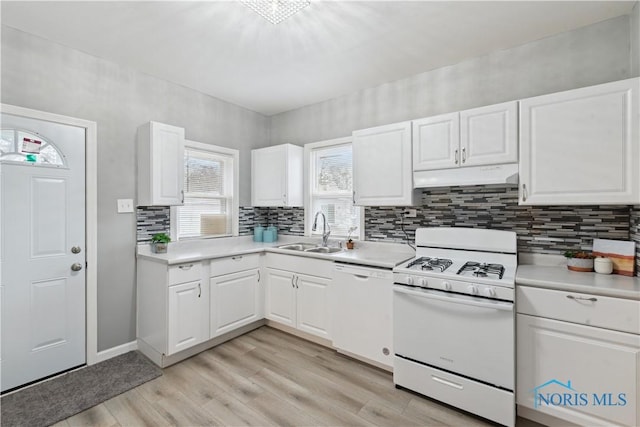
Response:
177,147,233,239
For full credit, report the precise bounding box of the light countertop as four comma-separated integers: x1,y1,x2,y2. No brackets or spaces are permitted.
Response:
137,235,415,269
516,253,640,300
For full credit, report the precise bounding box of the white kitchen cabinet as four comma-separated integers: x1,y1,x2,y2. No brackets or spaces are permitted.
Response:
264,268,297,327
264,253,333,340
137,259,209,360
516,286,640,427
353,121,416,206
137,121,185,206
210,269,261,337
167,280,207,355
413,101,517,171
251,144,303,207
519,77,639,205
413,112,459,171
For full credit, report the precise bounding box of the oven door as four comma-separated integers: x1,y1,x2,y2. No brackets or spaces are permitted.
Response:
393,284,514,390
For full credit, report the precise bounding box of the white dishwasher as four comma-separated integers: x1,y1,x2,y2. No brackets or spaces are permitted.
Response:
332,263,394,369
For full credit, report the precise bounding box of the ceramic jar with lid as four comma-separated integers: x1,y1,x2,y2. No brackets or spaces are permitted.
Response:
594,257,613,274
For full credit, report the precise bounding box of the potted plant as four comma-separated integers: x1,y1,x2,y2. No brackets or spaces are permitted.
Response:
151,233,171,254
564,250,595,272
346,226,357,250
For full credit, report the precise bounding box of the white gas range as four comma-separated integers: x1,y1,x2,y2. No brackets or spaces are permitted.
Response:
392,227,517,427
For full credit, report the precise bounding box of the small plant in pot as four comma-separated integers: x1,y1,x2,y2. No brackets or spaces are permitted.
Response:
564,250,595,272
151,233,171,254
346,226,358,250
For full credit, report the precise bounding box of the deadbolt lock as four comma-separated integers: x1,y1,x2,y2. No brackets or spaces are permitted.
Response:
71,246,82,254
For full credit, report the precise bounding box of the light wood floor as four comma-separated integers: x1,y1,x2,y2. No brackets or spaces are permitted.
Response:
53,326,541,427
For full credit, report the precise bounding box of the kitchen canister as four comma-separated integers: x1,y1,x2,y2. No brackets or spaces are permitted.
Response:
263,226,278,243
253,226,264,242
594,257,613,274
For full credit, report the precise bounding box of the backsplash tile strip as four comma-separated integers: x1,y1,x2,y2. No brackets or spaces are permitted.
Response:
138,188,637,267
630,206,640,277
136,206,171,243
365,186,632,256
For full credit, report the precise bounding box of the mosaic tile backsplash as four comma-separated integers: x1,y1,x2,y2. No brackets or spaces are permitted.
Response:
137,187,639,276
136,206,171,243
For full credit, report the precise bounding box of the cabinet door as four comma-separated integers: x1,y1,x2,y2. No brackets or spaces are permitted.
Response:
519,78,639,205
210,269,260,338
353,121,415,206
412,113,460,171
517,314,639,427
137,121,185,206
460,101,518,167
167,281,207,355
252,145,286,207
264,268,296,327
295,273,331,340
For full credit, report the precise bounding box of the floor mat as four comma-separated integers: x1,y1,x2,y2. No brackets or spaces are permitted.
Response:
1,351,162,427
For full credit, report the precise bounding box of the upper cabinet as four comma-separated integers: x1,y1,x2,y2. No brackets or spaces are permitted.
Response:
519,78,639,205
251,144,303,207
137,121,185,206
413,101,518,171
353,121,417,206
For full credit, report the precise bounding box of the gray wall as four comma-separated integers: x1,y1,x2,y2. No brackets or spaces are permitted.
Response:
270,15,632,145
1,26,270,351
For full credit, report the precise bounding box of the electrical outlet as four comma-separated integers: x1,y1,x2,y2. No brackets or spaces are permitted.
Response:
404,208,417,218
117,199,134,213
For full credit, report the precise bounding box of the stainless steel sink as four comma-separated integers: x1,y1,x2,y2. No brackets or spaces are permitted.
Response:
305,246,343,254
277,243,318,251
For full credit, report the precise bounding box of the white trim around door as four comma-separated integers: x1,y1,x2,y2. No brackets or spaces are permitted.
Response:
1,103,99,366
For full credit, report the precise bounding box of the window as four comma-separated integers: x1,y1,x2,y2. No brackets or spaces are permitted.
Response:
174,140,238,240
1,128,66,167
306,137,362,239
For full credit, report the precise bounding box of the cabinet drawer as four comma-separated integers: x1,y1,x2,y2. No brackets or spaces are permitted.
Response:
168,262,202,285
265,253,333,278
517,286,640,334
210,253,260,277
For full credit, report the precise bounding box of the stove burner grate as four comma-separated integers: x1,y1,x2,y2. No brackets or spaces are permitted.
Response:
406,257,453,272
456,261,505,279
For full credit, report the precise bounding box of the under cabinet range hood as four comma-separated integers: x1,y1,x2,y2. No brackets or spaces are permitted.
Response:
413,163,519,188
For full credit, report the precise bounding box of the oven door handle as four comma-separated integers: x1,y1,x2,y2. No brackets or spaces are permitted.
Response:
393,286,513,311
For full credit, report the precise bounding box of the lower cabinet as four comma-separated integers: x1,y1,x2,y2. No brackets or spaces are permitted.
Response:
210,268,262,337
516,286,640,427
167,280,208,355
265,260,332,340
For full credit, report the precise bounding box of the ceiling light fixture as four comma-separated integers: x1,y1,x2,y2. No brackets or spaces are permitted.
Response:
241,0,311,25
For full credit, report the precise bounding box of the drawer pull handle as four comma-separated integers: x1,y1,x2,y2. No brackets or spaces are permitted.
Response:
232,256,243,261
257,270,261,283
431,375,463,390
198,283,201,298
178,264,194,270
566,295,597,302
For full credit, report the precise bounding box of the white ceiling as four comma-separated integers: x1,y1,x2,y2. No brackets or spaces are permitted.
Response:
1,1,636,116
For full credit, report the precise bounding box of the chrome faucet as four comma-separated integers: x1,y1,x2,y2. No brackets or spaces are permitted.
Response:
312,211,331,247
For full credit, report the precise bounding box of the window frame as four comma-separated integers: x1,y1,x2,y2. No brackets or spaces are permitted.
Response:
170,139,239,241
304,136,364,240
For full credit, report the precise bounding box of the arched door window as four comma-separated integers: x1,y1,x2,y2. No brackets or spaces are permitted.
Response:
1,128,67,167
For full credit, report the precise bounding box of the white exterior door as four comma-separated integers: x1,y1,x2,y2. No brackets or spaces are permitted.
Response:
1,113,86,392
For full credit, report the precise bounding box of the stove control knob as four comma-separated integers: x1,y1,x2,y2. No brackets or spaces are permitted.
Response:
406,276,414,286
483,287,497,298
467,285,478,295
442,281,451,291
420,278,428,287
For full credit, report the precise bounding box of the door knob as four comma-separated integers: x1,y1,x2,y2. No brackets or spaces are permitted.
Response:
71,263,83,272
71,246,82,254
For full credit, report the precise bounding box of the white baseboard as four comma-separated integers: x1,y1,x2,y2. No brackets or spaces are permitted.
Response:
95,340,138,363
